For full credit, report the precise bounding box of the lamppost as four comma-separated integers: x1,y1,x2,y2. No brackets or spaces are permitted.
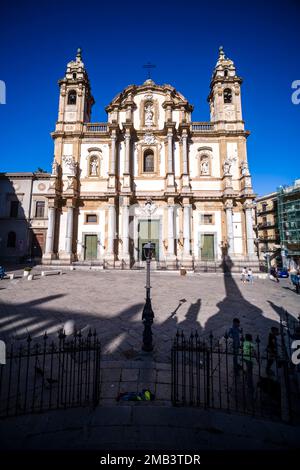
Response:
142,242,155,351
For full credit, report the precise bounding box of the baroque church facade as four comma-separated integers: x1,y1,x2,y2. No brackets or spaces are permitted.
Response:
42,47,257,269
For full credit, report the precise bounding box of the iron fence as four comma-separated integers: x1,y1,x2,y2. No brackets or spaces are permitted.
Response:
0,330,101,418
279,311,300,360
171,329,299,422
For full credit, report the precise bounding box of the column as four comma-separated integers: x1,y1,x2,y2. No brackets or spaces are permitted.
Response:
65,206,74,255
225,200,234,255
183,204,191,256
122,203,130,259
124,133,130,174
45,206,55,254
107,203,116,256
167,204,175,256
110,135,116,174
182,134,188,174
244,202,255,257
167,132,173,173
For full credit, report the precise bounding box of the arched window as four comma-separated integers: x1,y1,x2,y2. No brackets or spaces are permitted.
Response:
143,149,154,172
224,69,228,78
72,73,77,80
7,231,16,248
223,88,232,104
67,90,77,105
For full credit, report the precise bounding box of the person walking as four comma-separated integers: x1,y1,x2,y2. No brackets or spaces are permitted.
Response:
247,268,253,283
241,267,247,284
227,318,243,375
266,326,279,376
243,334,257,393
270,266,279,283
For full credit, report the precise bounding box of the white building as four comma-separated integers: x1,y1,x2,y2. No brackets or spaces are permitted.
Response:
42,47,258,270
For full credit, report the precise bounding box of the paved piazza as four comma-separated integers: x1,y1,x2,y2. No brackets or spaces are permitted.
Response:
0,270,299,362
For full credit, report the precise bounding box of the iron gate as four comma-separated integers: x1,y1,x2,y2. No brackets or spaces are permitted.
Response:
0,330,101,418
171,329,298,422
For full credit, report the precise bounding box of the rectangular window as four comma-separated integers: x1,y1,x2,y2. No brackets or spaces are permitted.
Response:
86,214,97,223
35,201,45,218
10,201,19,218
202,214,213,224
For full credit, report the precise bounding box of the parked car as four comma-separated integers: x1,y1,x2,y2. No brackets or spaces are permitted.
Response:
277,268,289,278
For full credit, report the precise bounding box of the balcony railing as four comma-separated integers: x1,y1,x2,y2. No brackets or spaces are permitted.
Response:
85,123,108,133
257,207,275,215
257,221,277,229
258,236,279,242
191,122,214,132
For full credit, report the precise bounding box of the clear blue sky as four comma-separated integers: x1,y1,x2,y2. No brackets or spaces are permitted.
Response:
0,0,299,196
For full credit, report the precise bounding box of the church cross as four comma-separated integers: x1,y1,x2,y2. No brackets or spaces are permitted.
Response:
143,62,156,80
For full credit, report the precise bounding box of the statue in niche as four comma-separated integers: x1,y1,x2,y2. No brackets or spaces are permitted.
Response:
90,156,99,176
200,159,209,175
51,159,58,176
145,102,154,126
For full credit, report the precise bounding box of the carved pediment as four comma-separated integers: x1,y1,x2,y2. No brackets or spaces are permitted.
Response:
106,82,193,112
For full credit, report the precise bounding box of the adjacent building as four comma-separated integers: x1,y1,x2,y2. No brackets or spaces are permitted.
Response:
277,180,300,268
40,47,258,269
256,179,300,270
256,192,280,268
0,172,50,263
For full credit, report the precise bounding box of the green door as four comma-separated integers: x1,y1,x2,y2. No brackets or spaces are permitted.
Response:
138,220,159,260
85,235,98,260
201,234,215,260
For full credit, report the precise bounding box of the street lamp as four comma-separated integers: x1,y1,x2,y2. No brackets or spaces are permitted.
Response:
142,242,155,351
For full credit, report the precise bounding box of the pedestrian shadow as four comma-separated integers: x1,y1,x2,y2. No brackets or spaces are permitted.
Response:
202,256,283,346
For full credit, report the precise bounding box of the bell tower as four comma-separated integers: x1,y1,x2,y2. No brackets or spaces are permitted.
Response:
55,48,95,133
208,46,243,131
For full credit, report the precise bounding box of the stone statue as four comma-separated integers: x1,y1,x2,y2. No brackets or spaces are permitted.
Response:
241,160,249,176
201,159,209,175
51,160,58,176
90,157,98,176
145,103,153,126
62,155,76,176
223,159,231,176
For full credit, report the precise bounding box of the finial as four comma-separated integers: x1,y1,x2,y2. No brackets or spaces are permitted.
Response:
76,47,82,60
219,45,225,60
